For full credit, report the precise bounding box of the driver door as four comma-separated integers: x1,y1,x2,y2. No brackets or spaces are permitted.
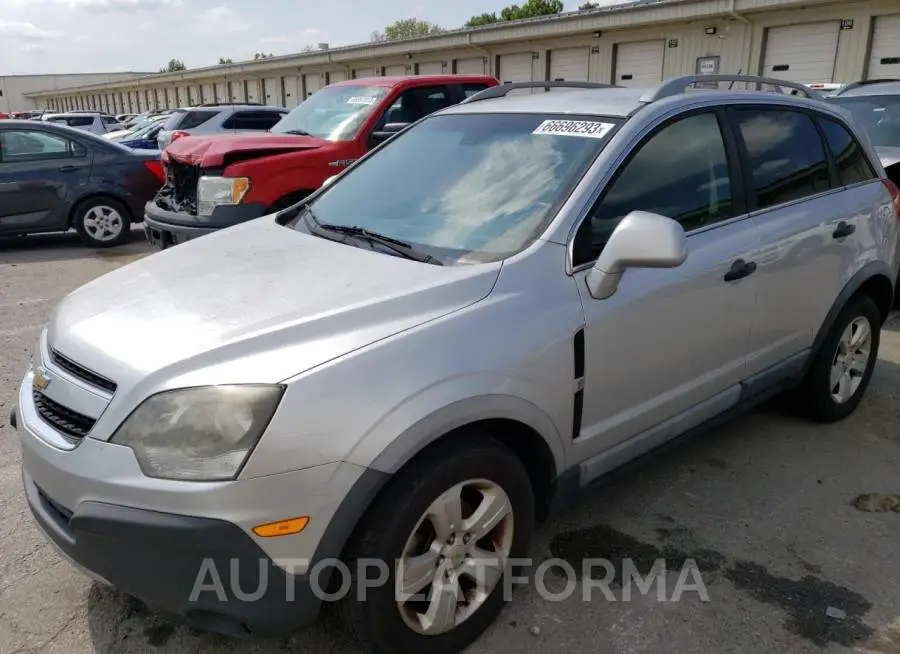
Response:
570,110,760,470
367,84,456,150
0,128,90,234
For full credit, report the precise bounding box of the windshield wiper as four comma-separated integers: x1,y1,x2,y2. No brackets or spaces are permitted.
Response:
281,129,313,136
303,209,442,265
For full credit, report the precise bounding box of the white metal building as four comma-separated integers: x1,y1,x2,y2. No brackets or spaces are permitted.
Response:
23,0,900,112
0,72,152,113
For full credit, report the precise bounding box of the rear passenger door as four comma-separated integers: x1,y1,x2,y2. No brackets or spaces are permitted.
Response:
731,106,877,377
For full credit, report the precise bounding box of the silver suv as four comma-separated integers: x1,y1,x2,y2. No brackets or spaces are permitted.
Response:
156,103,288,150
12,75,900,654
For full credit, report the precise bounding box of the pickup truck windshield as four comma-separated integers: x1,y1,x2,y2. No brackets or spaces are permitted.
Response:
271,85,390,141
295,113,620,264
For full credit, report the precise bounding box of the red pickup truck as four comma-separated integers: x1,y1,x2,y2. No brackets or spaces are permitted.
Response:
144,74,499,249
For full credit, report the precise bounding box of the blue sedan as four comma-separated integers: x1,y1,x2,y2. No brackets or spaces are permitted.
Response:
119,121,166,150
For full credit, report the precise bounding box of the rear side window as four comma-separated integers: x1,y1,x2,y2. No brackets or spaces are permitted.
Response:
221,110,285,130
51,116,93,127
178,110,219,130
161,110,187,130
102,116,118,124
817,117,877,187
733,108,831,210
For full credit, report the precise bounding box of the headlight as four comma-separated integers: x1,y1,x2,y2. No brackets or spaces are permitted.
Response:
111,385,283,481
197,176,251,216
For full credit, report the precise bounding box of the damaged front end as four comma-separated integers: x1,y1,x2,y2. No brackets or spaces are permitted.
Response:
153,159,205,216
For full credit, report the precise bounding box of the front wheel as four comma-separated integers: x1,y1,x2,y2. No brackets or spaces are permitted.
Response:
73,197,132,248
792,295,881,422
336,435,535,654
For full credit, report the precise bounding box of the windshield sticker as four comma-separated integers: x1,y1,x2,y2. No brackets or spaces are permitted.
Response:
532,120,615,139
346,96,378,105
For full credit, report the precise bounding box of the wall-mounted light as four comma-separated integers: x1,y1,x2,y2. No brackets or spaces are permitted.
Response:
704,26,717,35
593,30,602,38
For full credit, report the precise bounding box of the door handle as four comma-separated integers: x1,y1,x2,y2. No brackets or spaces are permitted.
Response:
832,221,856,239
724,258,757,282
58,165,79,173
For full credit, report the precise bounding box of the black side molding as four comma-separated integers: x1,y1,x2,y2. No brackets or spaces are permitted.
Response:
572,329,585,440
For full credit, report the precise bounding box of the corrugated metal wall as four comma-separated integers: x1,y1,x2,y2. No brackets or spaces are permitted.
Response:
33,0,900,109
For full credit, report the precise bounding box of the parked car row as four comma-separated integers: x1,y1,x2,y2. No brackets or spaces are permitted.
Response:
0,119,165,246
9,73,899,654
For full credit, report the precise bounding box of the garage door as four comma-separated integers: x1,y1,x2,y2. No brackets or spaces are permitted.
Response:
498,52,534,84
550,47,590,82
352,67,376,79
383,64,408,76
303,73,324,98
762,22,839,83
215,82,227,103
867,14,900,79
263,78,281,106
329,70,348,84
201,84,214,104
246,79,261,103
455,57,486,75
229,81,244,102
416,61,444,75
614,40,664,87
282,76,300,107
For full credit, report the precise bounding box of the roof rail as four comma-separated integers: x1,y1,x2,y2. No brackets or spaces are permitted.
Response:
196,101,265,107
461,81,618,104
639,74,824,103
832,79,900,96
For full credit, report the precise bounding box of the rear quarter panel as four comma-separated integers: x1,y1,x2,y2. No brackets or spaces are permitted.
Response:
83,150,163,222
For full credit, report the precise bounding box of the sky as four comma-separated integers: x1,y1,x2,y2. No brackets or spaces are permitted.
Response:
0,0,623,76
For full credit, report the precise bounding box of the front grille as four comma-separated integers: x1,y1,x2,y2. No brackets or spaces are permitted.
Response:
32,387,96,442
51,349,117,393
166,160,201,215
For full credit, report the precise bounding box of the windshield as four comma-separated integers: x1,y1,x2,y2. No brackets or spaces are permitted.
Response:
828,95,900,148
294,113,619,264
271,84,391,140
124,120,161,140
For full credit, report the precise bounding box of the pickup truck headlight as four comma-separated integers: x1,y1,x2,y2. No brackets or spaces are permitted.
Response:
112,385,283,481
197,176,251,216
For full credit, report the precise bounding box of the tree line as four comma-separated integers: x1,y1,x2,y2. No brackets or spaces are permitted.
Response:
162,1,600,70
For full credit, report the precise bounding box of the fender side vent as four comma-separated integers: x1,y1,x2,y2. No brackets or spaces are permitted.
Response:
572,328,585,440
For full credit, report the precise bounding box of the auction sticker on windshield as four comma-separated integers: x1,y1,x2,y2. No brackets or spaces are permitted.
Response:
347,97,378,105
532,119,615,139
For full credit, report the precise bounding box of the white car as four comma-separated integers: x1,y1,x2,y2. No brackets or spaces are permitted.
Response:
42,113,124,135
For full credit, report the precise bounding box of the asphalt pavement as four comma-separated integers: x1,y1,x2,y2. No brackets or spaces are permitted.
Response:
1,228,899,654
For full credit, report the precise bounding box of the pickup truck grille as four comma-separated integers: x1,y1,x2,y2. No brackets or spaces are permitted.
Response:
159,160,201,215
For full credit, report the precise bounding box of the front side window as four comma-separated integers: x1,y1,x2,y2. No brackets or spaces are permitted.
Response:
827,95,900,148
293,113,619,264
462,83,490,97
0,130,85,162
817,117,877,186
734,108,832,210
573,112,733,266
270,84,391,140
377,86,454,127
178,110,219,130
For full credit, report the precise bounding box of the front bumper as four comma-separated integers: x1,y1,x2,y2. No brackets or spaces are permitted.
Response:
15,368,383,636
143,201,267,249
23,471,321,636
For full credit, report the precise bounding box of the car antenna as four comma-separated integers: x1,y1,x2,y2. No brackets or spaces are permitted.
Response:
728,70,742,90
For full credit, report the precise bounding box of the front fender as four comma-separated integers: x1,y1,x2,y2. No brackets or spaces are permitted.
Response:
348,380,568,476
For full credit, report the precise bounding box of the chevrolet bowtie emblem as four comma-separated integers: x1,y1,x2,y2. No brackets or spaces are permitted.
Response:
34,367,51,391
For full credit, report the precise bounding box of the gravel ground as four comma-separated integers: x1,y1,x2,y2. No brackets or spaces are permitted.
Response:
1,229,899,654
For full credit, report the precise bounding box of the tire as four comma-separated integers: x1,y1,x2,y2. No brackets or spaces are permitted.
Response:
334,435,535,654
72,197,132,248
792,295,881,422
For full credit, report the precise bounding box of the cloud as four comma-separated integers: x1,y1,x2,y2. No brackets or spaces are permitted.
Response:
197,5,249,34
259,28,323,47
23,43,47,54
12,0,183,9
0,20,61,39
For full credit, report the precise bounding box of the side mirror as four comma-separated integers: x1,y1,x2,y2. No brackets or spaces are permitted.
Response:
586,211,687,300
370,122,410,146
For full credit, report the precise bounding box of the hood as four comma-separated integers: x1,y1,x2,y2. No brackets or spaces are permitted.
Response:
164,132,330,167
875,147,900,169
47,218,499,398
